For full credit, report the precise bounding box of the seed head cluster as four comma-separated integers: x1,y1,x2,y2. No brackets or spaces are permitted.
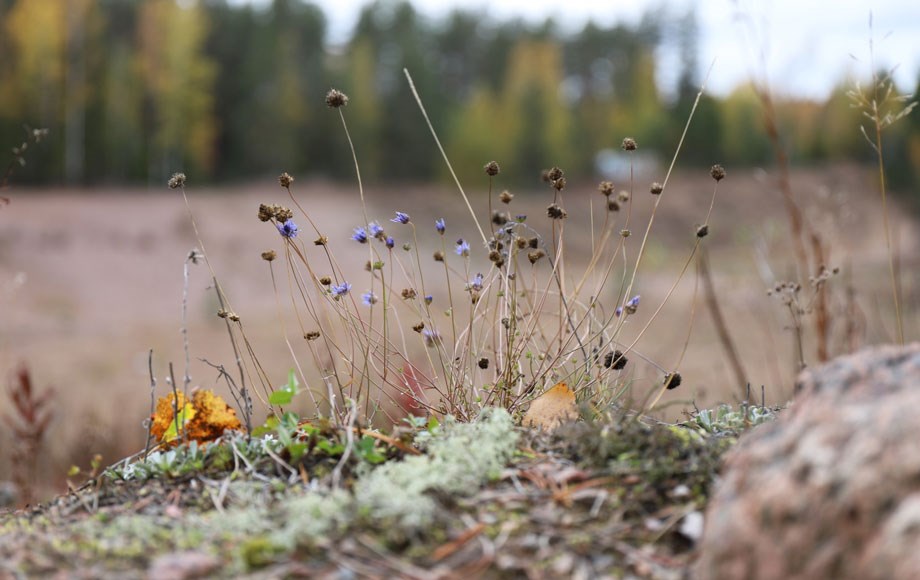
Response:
325,88,349,108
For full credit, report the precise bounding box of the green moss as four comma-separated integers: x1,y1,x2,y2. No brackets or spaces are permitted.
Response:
240,536,285,569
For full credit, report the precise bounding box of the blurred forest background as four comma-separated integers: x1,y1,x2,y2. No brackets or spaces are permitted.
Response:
1,0,919,193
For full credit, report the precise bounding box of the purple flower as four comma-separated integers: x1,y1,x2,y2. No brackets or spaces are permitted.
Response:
615,307,623,317
368,221,385,239
362,291,378,306
331,282,351,299
277,219,299,238
424,295,433,305
391,211,410,224
422,329,442,348
624,295,640,315
351,227,368,243
385,236,395,249
455,238,470,256
435,218,446,234
515,214,527,222
469,273,484,292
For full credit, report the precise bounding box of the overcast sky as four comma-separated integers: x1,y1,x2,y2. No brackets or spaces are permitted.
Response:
235,0,920,99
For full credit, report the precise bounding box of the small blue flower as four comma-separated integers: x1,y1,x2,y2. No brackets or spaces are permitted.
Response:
361,291,378,306
624,295,641,315
277,219,299,238
385,236,395,249
368,221,384,239
351,227,368,244
469,273,484,292
435,218,446,234
424,295,433,305
615,307,623,317
331,282,351,299
391,211,411,224
455,238,470,256
515,214,527,222
422,329,442,347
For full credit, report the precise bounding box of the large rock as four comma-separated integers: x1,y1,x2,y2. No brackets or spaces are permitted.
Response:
697,343,920,580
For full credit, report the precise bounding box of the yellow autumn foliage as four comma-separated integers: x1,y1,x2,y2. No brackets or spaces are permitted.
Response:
150,389,241,446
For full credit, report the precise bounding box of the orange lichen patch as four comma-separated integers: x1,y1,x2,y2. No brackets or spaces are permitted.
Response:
523,383,578,431
150,390,241,446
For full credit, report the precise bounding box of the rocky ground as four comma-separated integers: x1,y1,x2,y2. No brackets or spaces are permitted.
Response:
0,405,771,579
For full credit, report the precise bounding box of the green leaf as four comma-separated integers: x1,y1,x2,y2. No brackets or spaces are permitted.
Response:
287,442,308,462
356,436,386,464
316,439,345,456
269,390,293,405
252,416,280,437
269,369,300,406
162,402,196,442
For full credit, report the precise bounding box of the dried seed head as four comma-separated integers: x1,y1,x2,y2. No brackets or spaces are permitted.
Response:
412,322,425,333
664,371,682,390
304,330,321,341
401,288,417,300
499,190,514,204
278,172,294,188
261,250,277,261
491,211,509,226
528,249,546,264
314,235,328,246
433,250,445,262
217,309,229,319
650,182,663,195
598,181,615,196
478,357,489,369
546,203,567,220
607,199,620,212
603,350,628,370
325,88,349,108
696,224,709,238
528,237,539,249
515,237,528,249
228,312,240,322
620,229,631,237
274,206,293,222
319,276,332,286
710,164,726,181
489,249,502,262
616,190,630,203
258,203,275,222
553,176,567,191
168,173,186,189
484,161,500,176
621,137,637,151
547,167,564,182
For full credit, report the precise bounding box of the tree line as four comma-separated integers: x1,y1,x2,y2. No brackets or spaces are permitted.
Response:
0,0,918,190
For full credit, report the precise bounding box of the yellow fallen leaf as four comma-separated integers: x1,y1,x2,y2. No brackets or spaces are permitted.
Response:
150,389,242,446
523,382,578,430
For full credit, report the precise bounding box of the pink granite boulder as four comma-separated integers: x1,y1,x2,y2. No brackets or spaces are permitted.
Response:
697,343,920,579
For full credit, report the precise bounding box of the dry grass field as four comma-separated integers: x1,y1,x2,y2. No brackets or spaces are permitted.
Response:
1,163,917,499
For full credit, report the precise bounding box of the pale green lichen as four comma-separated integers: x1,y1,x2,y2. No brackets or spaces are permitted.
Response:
354,407,518,528
269,489,351,550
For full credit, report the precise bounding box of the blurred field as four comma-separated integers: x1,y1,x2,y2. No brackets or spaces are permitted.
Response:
1,163,918,497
